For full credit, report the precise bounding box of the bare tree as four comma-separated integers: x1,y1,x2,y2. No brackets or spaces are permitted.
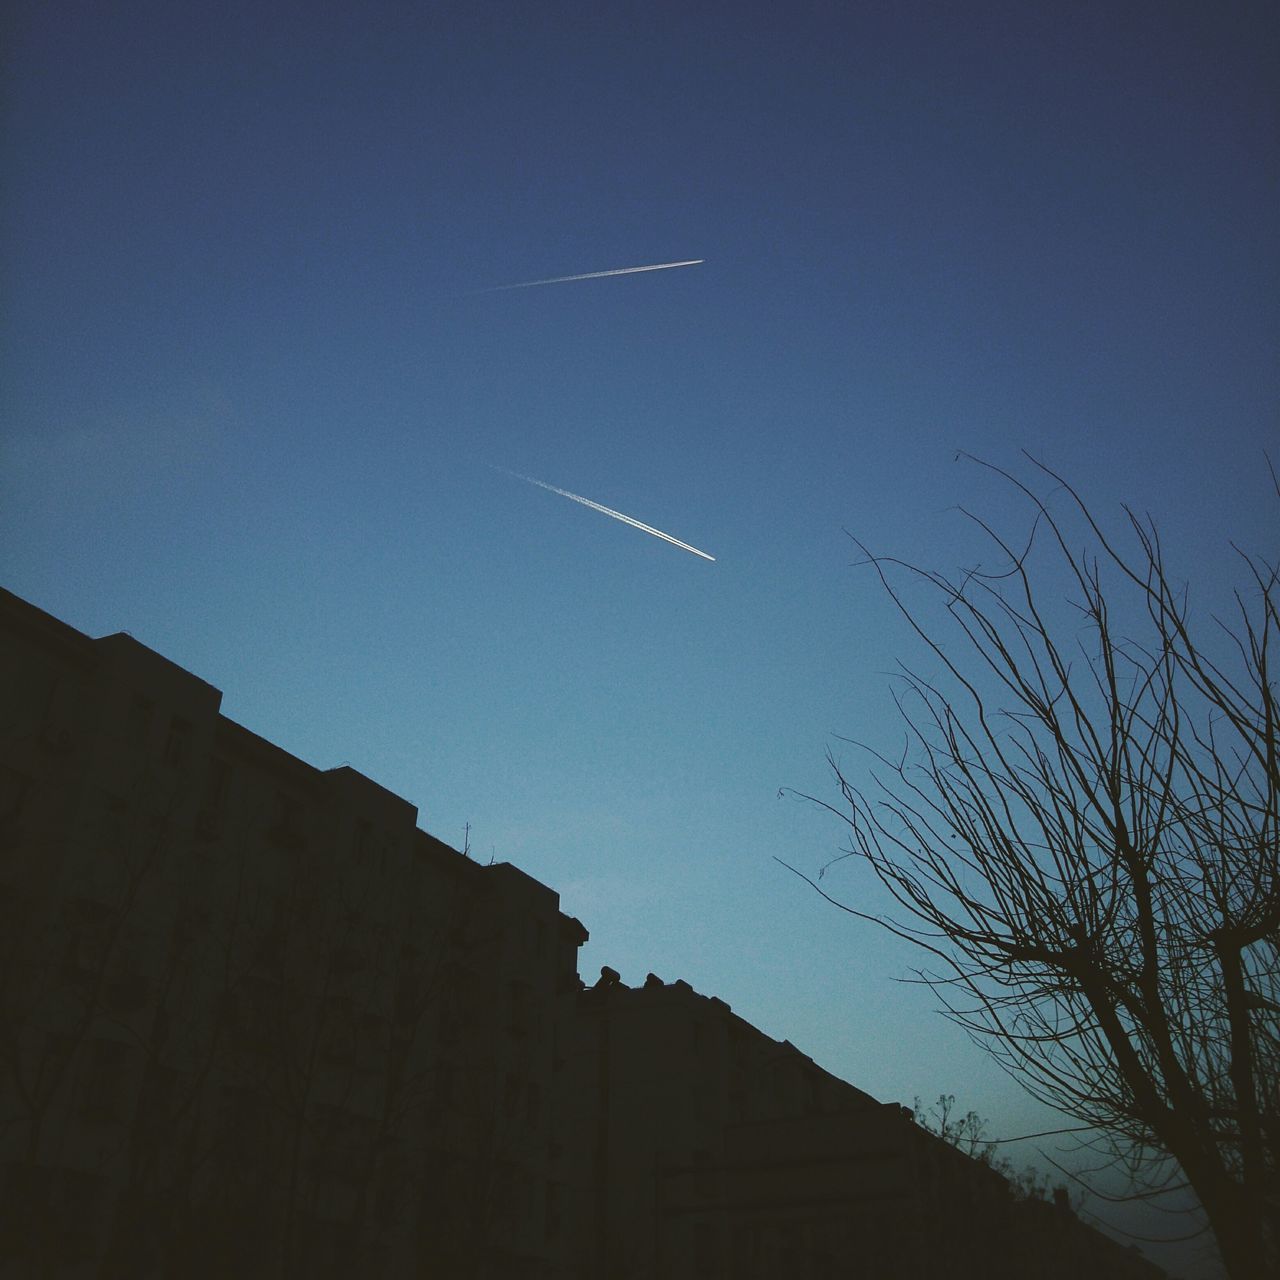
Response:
912,1093,1070,1204
788,458,1278,1279
914,1094,997,1164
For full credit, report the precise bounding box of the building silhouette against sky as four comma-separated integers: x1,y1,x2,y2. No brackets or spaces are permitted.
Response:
0,586,1168,1278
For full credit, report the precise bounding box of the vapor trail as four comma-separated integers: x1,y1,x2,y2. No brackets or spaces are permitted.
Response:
494,467,716,562
477,259,703,293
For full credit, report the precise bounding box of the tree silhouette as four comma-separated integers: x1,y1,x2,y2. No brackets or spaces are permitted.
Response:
790,458,1278,1279
913,1093,1068,1205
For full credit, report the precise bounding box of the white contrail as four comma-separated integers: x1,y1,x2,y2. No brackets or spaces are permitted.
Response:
477,259,704,293
494,467,716,562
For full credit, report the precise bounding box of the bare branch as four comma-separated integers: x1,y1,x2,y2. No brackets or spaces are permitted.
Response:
800,460,1279,1279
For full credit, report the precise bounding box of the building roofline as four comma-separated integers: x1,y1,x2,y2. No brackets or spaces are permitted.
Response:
1,584,96,670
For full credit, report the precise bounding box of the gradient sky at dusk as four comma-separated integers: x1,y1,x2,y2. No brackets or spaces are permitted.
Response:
4,4,1275,1271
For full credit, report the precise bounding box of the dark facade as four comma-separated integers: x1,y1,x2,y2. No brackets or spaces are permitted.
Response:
565,974,1166,1280
0,587,1167,1278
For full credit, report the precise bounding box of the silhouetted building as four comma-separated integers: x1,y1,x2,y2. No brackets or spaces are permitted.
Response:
0,587,1168,1278
564,973,1166,1280
0,587,587,1277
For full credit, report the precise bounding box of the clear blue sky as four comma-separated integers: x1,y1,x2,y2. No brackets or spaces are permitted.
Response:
3,3,1275,1272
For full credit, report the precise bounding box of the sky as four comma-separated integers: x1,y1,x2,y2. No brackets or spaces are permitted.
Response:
3,2,1276,1272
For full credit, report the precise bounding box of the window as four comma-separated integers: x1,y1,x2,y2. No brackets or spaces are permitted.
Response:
508,979,533,1035
266,791,305,850
227,975,284,1054
544,1179,562,1239
320,996,357,1067
394,962,424,1026
375,1147,409,1226
205,756,232,810
103,965,149,1017
0,768,31,867
422,1146,457,1202
431,1065,455,1108
136,1064,178,1140
164,716,192,768
312,1105,375,1185
60,896,114,992
360,1011,390,1071
1,1166,105,1263
515,1165,534,1228
0,767,30,822
692,1147,713,1197
355,819,373,862
82,1039,132,1123
694,1221,714,1277
128,694,154,747
771,1060,792,1109
218,1085,275,1168
804,1072,821,1115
